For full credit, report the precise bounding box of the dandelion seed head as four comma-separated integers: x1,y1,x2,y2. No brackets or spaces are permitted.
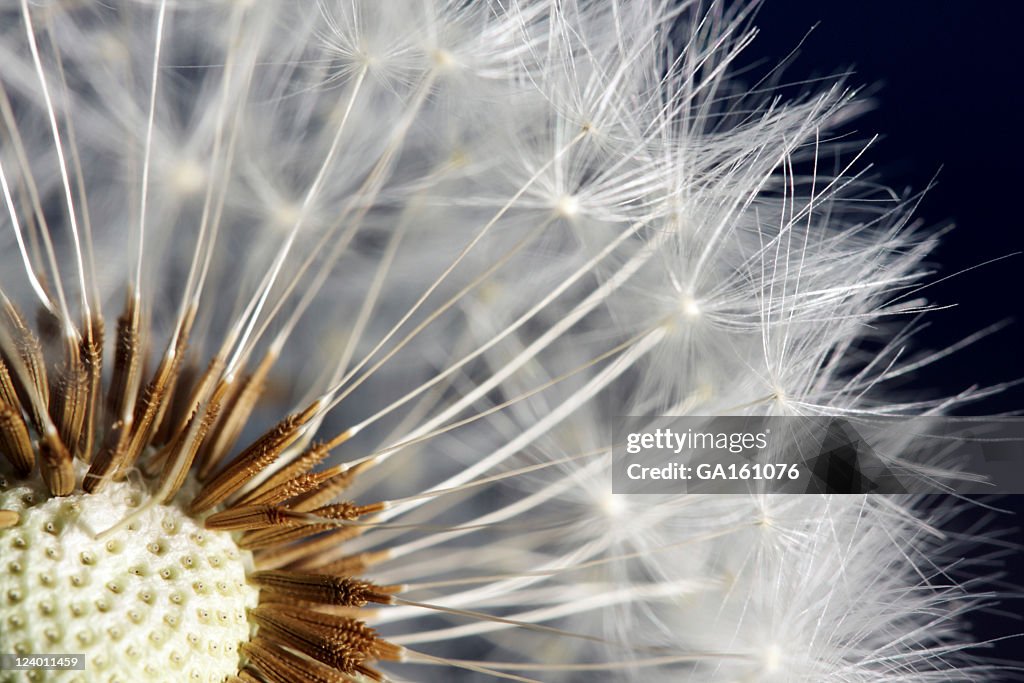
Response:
0,0,1007,680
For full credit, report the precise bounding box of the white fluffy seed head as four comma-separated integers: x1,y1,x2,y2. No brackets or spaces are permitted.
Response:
0,1,1005,681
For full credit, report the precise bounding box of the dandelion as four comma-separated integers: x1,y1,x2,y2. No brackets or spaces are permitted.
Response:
0,1,1004,682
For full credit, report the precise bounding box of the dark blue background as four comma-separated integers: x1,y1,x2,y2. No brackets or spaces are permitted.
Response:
728,2,1023,415
726,2,1024,673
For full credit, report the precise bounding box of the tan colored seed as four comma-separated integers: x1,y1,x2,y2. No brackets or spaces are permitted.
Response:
189,400,320,514
0,509,20,529
0,402,34,476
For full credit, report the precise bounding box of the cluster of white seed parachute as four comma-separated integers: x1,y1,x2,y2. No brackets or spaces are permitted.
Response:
0,1,1001,681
